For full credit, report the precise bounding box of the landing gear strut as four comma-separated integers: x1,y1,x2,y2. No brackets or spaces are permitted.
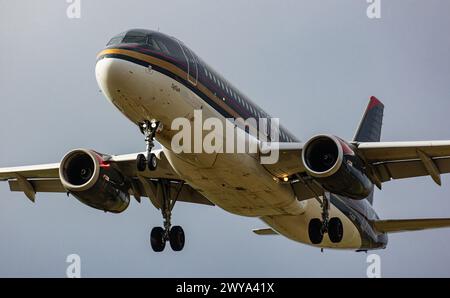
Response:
150,179,185,252
137,120,161,172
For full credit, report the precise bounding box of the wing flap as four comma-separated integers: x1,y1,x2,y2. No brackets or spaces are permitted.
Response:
357,141,450,183
9,179,65,193
357,140,450,162
373,218,450,233
132,178,214,207
374,157,450,182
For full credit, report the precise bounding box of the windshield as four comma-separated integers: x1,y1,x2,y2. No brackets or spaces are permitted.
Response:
107,30,185,60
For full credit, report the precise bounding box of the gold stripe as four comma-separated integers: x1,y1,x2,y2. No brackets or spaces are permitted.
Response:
97,48,241,119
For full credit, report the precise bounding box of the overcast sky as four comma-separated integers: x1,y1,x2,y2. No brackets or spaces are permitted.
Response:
1,0,450,277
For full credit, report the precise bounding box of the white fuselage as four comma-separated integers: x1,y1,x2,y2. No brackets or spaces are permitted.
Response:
95,56,363,249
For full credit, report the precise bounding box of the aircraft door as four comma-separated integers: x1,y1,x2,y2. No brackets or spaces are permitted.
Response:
177,41,198,86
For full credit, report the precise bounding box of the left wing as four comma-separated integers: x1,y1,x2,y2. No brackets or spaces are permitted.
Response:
0,149,213,206
261,139,450,188
356,140,450,185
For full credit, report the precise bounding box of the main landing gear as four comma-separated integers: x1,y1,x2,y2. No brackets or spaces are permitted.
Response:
150,179,186,252
308,192,344,245
137,120,161,172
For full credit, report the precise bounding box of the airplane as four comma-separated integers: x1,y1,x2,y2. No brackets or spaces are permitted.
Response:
2,28,450,252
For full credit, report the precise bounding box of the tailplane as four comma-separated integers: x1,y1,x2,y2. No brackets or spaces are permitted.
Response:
372,218,450,233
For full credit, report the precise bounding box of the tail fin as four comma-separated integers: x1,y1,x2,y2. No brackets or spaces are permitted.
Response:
354,96,384,205
353,96,384,142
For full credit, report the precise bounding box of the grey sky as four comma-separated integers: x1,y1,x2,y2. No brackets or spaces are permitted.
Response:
1,0,450,277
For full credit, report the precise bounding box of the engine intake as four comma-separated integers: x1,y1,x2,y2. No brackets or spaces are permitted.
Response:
302,135,373,200
302,135,343,177
59,149,130,213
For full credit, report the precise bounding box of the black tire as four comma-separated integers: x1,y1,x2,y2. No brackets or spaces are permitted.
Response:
169,226,185,251
308,218,323,245
136,154,147,172
328,217,344,243
150,227,166,252
148,153,158,171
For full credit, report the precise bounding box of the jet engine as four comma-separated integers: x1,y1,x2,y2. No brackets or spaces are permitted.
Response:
59,149,130,213
301,135,373,200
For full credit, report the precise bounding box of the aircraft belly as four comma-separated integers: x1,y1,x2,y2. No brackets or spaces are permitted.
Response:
261,200,363,249
164,148,307,216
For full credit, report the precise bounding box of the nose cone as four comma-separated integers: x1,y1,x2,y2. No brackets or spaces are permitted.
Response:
95,54,159,124
95,57,131,102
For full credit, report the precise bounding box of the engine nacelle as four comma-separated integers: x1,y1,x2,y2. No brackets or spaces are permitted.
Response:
59,149,130,213
301,135,373,200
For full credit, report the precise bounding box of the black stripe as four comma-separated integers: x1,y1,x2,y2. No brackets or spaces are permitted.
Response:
98,53,235,120
330,195,388,250
97,50,296,142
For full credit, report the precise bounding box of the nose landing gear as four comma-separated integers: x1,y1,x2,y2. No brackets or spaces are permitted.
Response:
137,120,161,172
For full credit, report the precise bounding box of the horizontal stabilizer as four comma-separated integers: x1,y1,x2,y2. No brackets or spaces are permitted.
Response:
373,218,450,233
252,228,278,235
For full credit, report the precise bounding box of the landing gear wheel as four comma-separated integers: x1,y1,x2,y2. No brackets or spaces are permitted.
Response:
308,218,324,244
150,227,166,252
169,226,185,251
148,153,158,171
136,154,147,172
147,179,186,252
328,217,344,243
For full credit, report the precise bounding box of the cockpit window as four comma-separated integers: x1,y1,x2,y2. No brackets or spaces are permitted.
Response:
107,33,125,46
106,30,187,61
147,36,162,51
122,31,148,44
152,35,184,60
